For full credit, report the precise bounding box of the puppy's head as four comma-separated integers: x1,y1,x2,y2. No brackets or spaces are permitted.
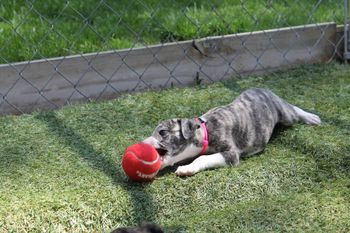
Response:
143,118,202,168
111,222,163,233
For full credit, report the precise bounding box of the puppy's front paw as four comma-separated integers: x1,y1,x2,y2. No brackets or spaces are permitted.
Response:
175,165,196,177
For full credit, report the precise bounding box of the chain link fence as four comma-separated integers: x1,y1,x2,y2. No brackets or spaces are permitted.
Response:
0,0,345,115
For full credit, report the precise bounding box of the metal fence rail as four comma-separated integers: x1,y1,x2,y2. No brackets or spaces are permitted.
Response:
0,0,345,115
344,0,350,59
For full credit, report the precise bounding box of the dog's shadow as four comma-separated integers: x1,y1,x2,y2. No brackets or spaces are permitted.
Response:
270,123,292,141
157,166,177,177
157,159,200,179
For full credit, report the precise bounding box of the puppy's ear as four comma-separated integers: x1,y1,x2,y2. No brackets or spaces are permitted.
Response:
180,119,200,139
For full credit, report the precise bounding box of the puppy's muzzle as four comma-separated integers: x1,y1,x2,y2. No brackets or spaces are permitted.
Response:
143,137,168,156
143,136,158,147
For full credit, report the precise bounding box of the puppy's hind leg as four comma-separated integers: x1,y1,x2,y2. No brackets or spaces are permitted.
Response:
293,106,321,125
266,89,320,126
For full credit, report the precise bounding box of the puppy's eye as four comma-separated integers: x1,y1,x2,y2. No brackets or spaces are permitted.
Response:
159,130,168,137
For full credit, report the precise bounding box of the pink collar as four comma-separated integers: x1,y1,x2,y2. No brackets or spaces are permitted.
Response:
196,118,209,155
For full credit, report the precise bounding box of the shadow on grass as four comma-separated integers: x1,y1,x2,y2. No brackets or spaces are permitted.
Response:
221,79,243,93
35,112,157,225
269,124,293,141
277,116,350,180
242,118,350,180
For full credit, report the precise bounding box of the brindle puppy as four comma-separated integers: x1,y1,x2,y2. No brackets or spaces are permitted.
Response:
143,88,321,176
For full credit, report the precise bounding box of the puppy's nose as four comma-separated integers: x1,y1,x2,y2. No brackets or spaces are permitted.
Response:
142,136,158,147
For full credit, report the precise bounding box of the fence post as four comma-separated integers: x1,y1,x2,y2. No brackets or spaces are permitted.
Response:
344,0,350,60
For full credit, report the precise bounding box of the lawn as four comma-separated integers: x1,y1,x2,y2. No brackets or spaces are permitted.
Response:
0,0,343,63
0,62,349,232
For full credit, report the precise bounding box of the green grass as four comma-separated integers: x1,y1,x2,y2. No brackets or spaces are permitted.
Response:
0,0,344,63
0,62,349,232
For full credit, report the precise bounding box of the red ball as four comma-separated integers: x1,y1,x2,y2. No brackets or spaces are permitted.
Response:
122,143,162,182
